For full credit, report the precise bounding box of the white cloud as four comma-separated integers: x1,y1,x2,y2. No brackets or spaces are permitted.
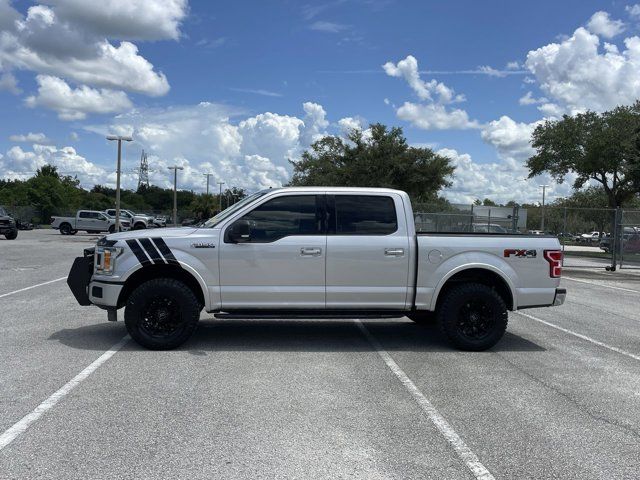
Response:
8,132,51,144
627,4,640,19
338,116,363,134
0,2,172,102
586,11,625,39
383,55,462,103
0,72,20,94
25,75,132,120
0,143,106,183
480,116,540,168
76,101,334,192
525,26,640,112
436,147,571,204
518,91,548,105
42,0,188,41
396,102,479,130
477,65,506,77
506,61,521,70
309,21,349,33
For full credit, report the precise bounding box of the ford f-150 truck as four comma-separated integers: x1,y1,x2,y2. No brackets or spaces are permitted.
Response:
105,209,155,230
67,187,566,351
52,210,130,235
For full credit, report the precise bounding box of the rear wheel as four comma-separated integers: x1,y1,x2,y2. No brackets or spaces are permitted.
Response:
125,278,201,350
437,283,508,351
59,223,72,235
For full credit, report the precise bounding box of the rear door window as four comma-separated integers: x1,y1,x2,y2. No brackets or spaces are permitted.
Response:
329,195,397,235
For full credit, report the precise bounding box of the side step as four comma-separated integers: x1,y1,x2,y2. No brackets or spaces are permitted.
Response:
213,310,407,320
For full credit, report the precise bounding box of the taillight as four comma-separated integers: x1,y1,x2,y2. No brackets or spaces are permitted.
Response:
544,250,562,278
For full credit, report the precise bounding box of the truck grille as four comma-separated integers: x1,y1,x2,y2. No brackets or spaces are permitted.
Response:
0,219,9,226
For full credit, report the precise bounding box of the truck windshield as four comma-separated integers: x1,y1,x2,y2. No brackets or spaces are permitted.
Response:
0,207,6,216
202,190,270,228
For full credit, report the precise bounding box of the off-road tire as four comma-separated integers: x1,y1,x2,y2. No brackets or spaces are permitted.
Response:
133,222,146,230
4,230,17,240
437,282,508,351
59,223,72,235
108,225,116,234
125,278,201,350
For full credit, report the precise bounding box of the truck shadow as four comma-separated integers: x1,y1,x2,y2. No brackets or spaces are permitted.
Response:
49,318,545,353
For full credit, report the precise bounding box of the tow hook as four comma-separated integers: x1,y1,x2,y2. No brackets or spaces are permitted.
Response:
107,309,118,322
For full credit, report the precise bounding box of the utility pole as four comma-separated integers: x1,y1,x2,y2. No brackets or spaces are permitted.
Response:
169,166,184,227
539,184,549,232
217,181,225,212
106,135,133,232
203,173,214,195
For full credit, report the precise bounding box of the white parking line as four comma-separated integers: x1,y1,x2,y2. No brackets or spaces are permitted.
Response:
354,319,495,480
516,311,640,362
0,277,67,299
562,276,640,294
0,335,129,451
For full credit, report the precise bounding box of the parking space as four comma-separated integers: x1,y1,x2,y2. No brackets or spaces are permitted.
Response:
1,230,639,479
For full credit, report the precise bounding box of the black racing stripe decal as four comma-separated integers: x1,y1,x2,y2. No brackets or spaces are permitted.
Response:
151,237,179,266
139,238,164,265
126,239,152,266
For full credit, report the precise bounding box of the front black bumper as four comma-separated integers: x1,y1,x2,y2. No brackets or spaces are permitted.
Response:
67,248,94,306
0,226,17,234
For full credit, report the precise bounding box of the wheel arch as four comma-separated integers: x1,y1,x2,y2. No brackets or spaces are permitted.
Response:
431,265,516,312
117,263,207,310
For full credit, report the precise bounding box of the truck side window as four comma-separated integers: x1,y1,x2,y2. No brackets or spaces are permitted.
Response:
79,211,90,218
331,195,397,235
239,195,321,242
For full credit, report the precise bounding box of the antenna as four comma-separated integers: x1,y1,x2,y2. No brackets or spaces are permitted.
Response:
137,150,149,189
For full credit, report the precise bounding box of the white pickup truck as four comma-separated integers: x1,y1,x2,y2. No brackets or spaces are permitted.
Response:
105,209,155,230
67,187,566,351
52,210,130,235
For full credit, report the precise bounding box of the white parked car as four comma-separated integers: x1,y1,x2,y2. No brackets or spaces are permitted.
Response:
105,209,155,230
68,187,566,351
52,210,130,235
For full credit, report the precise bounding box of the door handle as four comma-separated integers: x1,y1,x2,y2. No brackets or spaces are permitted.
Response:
384,248,405,257
300,247,322,257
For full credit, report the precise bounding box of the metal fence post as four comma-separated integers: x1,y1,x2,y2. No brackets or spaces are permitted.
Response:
609,207,620,271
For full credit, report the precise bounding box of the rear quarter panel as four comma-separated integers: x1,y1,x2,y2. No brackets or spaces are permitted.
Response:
415,235,562,311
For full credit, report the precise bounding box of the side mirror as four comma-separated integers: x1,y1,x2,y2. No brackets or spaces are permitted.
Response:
227,219,251,243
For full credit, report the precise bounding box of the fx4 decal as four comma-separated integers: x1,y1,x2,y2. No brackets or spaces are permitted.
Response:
504,249,537,258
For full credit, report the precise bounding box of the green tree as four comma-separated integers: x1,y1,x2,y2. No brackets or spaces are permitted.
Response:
288,124,455,202
527,104,640,209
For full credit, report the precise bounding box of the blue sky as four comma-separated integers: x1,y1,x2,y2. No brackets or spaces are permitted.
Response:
0,0,638,203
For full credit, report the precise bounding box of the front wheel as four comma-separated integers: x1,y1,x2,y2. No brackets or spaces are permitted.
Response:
108,225,115,234
437,283,508,351
5,230,18,240
124,278,201,350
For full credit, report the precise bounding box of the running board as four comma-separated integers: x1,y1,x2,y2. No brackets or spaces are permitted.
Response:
213,310,408,320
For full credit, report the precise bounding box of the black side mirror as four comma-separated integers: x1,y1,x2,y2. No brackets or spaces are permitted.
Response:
227,219,251,243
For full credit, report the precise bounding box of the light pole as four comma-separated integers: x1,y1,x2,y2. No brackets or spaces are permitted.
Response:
217,181,225,212
539,184,549,231
169,166,184,227
106,135,133,232
203,173,214,195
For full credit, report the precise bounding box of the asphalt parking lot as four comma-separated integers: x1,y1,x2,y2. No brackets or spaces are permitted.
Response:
1,229,639,479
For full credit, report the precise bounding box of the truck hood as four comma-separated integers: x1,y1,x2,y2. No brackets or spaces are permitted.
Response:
106,227,199,241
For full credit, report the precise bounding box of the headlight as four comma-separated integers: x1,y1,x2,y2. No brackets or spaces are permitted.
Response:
95,245,123,275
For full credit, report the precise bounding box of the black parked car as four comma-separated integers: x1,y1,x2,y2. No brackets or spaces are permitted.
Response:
0,206,18,240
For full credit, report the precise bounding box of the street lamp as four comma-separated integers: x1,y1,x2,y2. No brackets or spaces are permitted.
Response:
106,135,133,232
217,181,225,212
169,166,184,227
539,184,549,231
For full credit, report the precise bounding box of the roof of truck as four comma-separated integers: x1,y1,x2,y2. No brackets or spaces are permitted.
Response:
263,186,406,194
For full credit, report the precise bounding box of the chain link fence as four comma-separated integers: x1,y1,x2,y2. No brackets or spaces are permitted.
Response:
413,203,640,270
